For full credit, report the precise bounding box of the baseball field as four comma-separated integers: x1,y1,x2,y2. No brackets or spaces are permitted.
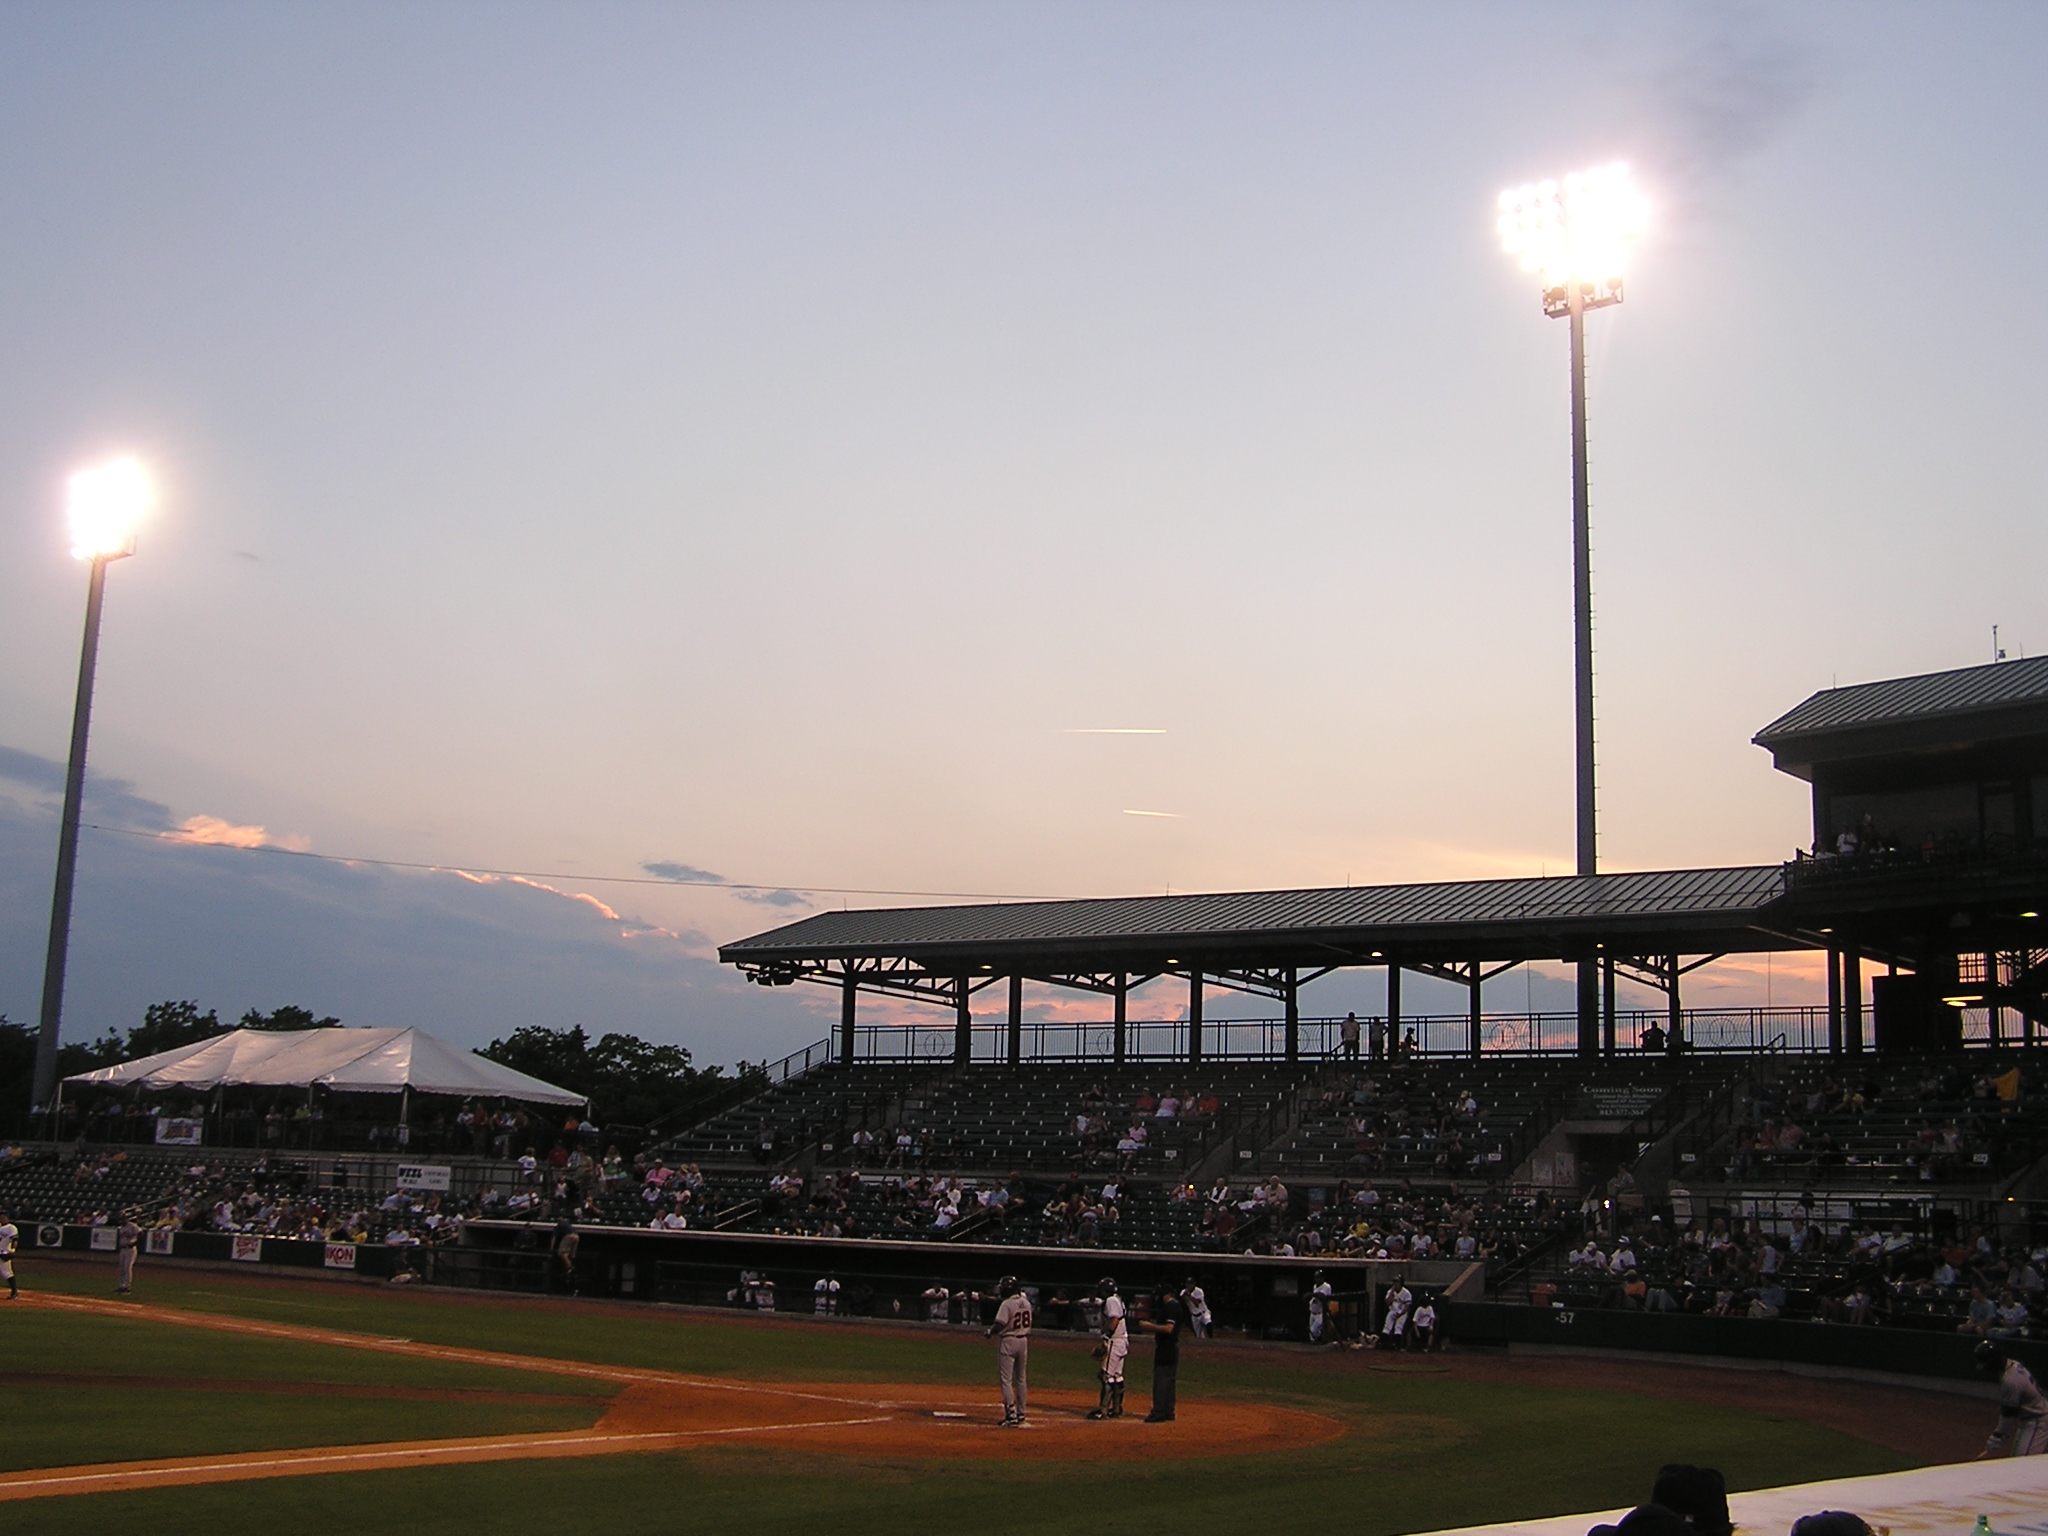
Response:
2,1256,1984,1535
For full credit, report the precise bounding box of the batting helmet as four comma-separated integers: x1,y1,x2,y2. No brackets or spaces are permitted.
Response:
1099,1275,1119,1295
997,1274,1021,1297
1975,1339,2006,1371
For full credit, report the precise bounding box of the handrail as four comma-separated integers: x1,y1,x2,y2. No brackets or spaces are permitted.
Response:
842,1008,1868,1063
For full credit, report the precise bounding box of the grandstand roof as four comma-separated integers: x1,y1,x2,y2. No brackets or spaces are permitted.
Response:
61,1027,585,1105
1754,655,2048,773
721,864,1798,974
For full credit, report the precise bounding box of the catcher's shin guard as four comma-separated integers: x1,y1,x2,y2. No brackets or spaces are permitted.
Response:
1087,1372,1111,1419
1109,1380,1125,1418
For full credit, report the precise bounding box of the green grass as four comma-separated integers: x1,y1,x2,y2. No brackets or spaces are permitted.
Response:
5,1261,1921,1536
0,1386,597,1473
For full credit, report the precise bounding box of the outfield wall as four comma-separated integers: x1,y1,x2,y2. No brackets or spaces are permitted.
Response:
1445,1298,2048,1382
27,1221,402,1279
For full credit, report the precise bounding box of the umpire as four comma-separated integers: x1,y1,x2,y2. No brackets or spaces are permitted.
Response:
1136,1283,1185,1423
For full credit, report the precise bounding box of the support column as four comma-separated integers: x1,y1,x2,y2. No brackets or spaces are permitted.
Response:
1665,955,1683,1057
1577,962,1601,1057
1283,970,1300,1063
1601,958,1616,1056
839,971,857,1065
1987,952,2003,1048
1113,975,1128,1065
1188,970,1204,1066
1467,961,1483,1060
1846,945,1864,1054
1386,963,1401,1059
1007,974,1023,1066
1826,947,1843,1054
954,977,972,1065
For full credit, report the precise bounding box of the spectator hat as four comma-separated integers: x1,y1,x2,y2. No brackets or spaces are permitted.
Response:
1650,1466,1731,1536
1790,1515,1874,1536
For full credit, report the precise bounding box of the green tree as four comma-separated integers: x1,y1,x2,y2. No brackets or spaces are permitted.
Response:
475,1025,758,1129
126,1000,228,1059
240,1005,341,1031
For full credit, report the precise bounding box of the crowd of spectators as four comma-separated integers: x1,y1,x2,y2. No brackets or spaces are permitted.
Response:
1711,1062,2032,1184
1547,1198,2043,1336
50,1095,608,1158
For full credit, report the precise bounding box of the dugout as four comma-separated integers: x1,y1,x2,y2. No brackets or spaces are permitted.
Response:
459,1218,1479,1342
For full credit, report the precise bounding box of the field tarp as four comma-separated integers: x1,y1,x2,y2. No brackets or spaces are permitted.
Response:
61,1027,584,1105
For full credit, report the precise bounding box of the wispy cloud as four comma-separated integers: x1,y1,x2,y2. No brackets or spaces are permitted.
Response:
1064,728,1167,735
444,867,625,922
643,860,726,884
737,887,812,909
507,875,622,922
1121,808,1183,819
161,814,310,852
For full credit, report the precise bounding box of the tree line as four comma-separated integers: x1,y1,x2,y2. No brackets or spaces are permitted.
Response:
474,1024,764,1132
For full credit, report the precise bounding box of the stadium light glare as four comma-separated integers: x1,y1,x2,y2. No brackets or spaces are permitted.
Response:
33,454,155,1116
1497,162,1647,303
1496,162,1648,1058
66,456,153,561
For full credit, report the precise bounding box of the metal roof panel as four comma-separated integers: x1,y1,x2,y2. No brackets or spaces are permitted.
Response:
1755,655,2048,747
721,865,1788,959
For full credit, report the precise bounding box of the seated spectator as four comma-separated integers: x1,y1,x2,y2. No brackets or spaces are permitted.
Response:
1960,1285,1998,1337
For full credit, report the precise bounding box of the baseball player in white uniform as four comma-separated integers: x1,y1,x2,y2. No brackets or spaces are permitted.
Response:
986,1275,1033,1427
0,1212,16,1299
1088,1275,1129,1419
1378,1279,1413,1347
1978,1341,2048,1456
1308,1272,1333,1343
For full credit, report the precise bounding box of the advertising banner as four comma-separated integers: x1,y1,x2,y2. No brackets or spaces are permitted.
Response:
395,1163,452,1192
146,1228,176,1256
324,1243,357,1270
230,1235,263,1262
89,1227,118,1251
35,1224,61,1247
154,1117,205,1147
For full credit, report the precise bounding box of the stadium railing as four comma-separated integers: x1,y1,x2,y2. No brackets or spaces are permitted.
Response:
846,1009,1833,1062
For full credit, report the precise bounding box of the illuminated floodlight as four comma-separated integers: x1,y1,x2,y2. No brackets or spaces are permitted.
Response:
1497,163,1647,314
67,456,154,560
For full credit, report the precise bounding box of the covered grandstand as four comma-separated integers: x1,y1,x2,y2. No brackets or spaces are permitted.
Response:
12,657,2048,1373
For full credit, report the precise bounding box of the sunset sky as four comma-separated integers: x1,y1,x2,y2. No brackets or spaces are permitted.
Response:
2,3,2044,1067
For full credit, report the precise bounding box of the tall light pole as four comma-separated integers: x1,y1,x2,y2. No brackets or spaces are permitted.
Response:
1497,163,1646,1056
31,457,154,1115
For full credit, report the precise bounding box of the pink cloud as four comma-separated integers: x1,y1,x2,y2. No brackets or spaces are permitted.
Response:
161,814,310,852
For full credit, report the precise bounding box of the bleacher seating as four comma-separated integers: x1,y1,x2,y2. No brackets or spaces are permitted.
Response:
1690,1053,2048,1187
1261,1055,1746,1183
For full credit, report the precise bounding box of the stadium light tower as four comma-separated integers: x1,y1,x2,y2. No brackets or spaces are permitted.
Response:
31,457,154,1115
1497,163,1647,1052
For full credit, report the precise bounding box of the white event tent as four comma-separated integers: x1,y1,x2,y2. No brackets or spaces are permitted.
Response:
60,1027,585,1107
